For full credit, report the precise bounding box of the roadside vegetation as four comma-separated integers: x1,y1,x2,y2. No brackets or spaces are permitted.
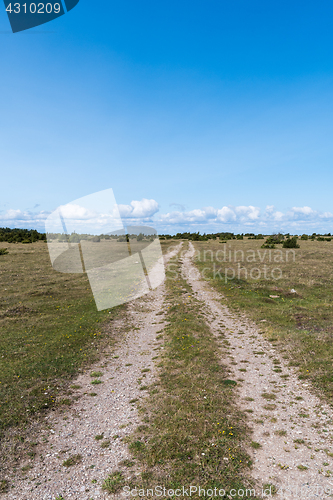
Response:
0,238,176,432
193,237,333,403
0,241,128,431
104,250,255,498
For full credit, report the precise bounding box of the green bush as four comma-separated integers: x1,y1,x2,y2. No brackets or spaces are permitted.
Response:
69,233,81,243
0,248,8,255
261,243,275,249
283,237,300,249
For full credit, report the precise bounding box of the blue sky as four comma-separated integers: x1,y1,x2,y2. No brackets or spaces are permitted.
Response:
1,0,333,234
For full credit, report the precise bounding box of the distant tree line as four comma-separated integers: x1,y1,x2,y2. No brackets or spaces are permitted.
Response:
46,232,157,243
0,227,46,243
2,228,333,245
159,232,265,241
159,231,333,243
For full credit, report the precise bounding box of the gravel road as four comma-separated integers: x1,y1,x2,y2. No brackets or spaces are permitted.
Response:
183,242,333,495
4,242,333,499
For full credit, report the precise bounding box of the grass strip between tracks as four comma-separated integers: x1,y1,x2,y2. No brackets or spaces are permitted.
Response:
103,253,256,499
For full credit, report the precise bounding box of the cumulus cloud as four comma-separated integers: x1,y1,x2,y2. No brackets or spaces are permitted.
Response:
2,201,333,234
58,204,95,220
235,205,260,221
321,212,333,219
289,206,315,219
0,198,160,233
156,204,333,233
160,205,260,225
0,208,49,224
291,206,314,215
118,199,159,219
4,209,24,220
216,206,236,222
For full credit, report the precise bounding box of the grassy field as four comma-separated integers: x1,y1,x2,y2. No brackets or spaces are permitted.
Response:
103,249,256,498
0,241,129,433
0,238,176,434
4,236,332,494
193,238,333,403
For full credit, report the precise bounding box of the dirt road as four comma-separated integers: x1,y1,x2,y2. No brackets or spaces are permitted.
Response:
5,242,333,499
183,242,333,493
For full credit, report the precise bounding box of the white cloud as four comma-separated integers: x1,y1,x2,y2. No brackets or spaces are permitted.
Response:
156,204,333,233
4,209,24,220
273,211,284,221
291,206,314,215
321,212,333,219
0,209,49,224
235,205,260,220
118,199,159,219
2,201,333,235
161,205,259,224
290,206,315,217
216,207,235,222
160,209,208,224
58,204,95,220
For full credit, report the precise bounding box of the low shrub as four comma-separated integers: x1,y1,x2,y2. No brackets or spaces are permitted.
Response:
283,237,300,249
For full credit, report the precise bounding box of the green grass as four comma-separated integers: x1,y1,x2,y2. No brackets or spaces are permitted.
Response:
102,472,125,494
274,430,287,436
263,404,277,411
91,379,103,385
261,393,276,401
101,440,110,448
0,479,8,493
62,454,82,467
297,464,308,470
0,242,126,431
193,239,333,402
103,253,256,498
